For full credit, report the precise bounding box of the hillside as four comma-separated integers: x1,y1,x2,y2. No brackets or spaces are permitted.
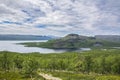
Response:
22,34,120,49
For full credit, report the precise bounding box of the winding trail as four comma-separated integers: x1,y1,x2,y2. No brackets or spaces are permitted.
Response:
39,73,62,80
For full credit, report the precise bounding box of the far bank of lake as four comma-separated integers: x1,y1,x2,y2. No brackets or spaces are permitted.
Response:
0,40,91,53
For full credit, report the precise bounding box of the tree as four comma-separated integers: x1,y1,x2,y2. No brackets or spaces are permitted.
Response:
22,58,39,79
58,59,66,70
13,55,24,70
100,57,106,74
0,52,11,72
83,56,93,74
0,52,12,80
48,59,57,71
111,57,120,74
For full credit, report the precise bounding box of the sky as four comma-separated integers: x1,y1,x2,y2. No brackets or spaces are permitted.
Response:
0,0,120,36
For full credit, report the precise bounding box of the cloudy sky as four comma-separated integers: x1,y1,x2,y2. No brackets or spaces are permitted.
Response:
0,0,120,36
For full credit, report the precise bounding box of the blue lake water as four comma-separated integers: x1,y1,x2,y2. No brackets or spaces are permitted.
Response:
0,40,91,53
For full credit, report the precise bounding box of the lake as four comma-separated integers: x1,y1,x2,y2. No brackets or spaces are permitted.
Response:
0,40,91,53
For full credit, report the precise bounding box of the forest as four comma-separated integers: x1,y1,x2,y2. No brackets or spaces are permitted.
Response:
0,49,120,80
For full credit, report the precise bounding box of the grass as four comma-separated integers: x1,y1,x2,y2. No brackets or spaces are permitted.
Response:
0,71,45,80
43,71,120,80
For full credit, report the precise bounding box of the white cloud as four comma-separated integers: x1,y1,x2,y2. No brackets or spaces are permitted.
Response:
0,0,119,36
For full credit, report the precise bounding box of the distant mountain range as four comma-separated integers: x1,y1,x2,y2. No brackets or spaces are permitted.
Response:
0,34,55,40
22,34,120,49
95,35,120,42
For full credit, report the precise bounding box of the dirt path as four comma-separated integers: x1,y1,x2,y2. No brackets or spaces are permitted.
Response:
39,73,62,80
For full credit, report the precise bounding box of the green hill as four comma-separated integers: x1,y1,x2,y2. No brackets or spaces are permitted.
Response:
22,34,120,49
